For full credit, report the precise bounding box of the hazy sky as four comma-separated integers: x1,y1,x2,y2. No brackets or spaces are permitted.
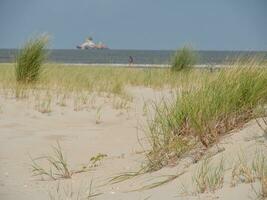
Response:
0,0,267,50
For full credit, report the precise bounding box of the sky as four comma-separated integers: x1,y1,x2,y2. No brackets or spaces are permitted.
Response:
0,0,267,50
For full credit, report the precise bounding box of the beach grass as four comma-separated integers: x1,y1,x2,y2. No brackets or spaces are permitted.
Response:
1,59,267,172
1,63,200,113
192,157,224,193
15,35,49,83
31,142,72,180
231,151,267,199
0,63,206,89
31,142,92,181
1,58,267,198
171,46,196,71
145,58,267,171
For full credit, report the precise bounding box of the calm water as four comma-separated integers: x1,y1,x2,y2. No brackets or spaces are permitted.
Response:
0,49,266,65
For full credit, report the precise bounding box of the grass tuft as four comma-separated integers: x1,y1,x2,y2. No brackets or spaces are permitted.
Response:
171,46,196,71
31,142,90,180
146,59,267,171
231,151,267,199
192,157,224,193
15,34,49,83
31,142,72,180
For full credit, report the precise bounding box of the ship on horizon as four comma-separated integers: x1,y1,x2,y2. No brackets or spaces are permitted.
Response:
76,37,108,49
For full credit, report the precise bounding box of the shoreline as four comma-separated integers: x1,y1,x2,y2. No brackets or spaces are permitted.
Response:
0,62,224,69
1,49,266,66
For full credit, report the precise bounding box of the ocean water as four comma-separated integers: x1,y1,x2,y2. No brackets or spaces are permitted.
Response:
0,49,266,65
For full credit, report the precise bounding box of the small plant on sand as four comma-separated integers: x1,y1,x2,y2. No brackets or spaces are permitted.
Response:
112,96,131,110
35,92,52,113
95,105,102,124
31,142,71,180
142,101,149,116
231,151,267,199
14,84,29,99
31,142,88,180
73,92,90,111
192,157,224,193
57,93,67,107
171,46,196,71
89,153,107,167
15,34,49,83
231,155,255,186
48,179,102,200
251,152,267,199
256,109,267,134
259,176,267,199
111,81,123,94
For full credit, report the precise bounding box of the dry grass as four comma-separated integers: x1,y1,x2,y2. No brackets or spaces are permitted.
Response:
230,151,267,199
192,157,224,193
176,151,267,197
256,110,267,134
231,154,255,186
251,152,267,199
95,105,103,124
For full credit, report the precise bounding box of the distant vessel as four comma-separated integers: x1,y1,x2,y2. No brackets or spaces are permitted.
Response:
76,37,108,49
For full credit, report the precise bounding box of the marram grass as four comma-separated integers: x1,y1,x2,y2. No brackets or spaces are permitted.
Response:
171,46,196,71
0,63,202,95
146,59,267,171
15,35,49,83
0,63,201,112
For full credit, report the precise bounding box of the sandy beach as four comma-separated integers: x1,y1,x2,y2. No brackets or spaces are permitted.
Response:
0,67,266,200
1,0,267,199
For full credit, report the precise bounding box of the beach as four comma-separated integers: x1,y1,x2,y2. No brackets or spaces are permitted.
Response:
1,0,267,199
0,62,266,200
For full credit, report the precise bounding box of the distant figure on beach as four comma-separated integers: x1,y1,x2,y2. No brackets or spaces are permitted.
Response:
128,56,134,66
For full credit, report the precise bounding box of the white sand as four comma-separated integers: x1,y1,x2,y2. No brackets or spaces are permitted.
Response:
0,87,266,200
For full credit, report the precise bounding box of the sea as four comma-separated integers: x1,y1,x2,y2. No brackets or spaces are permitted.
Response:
0,49,266,65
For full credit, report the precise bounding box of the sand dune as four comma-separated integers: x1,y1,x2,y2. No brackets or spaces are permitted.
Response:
0,86,266,200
